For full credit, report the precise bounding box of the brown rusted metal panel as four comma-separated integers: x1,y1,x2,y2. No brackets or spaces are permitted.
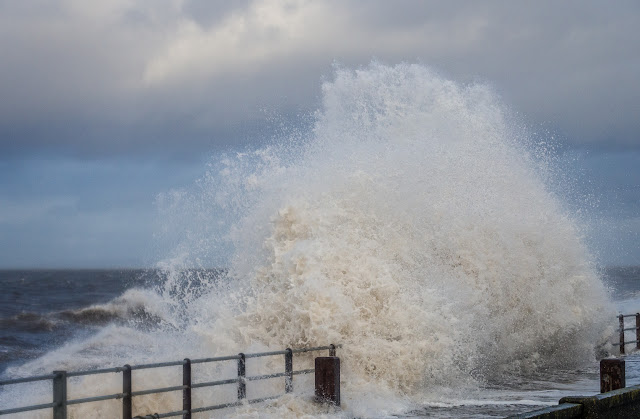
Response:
315,357,340,406
601,358,625,393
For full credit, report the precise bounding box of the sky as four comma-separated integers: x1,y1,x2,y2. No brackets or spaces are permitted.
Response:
0,0,638,268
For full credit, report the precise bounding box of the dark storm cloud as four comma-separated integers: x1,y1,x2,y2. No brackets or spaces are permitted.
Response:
1,1,639,157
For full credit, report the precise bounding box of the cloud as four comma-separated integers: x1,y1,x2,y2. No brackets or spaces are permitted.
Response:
143,1,325,84
141,0,492,86
1,1,638,267
0,0,639,158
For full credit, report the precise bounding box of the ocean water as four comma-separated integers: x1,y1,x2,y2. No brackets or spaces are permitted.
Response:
0,62,636,418
0,269,153,371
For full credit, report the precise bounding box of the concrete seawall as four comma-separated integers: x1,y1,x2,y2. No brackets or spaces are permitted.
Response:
507,384,640,418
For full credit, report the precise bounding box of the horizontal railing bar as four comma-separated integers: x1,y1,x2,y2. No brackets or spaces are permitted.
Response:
246,372,288,381
291,344,342,354
0,374,56,386
155,409,188,418
67,367,124,377
190,344,341,362
245,350,288,358
131,385,187,397
191,378,239,388
290,346,330,354
67,393,125,405
130,360,186,371
191,395,281,414
620,314,638,318
190,355,241,364
248,395,281,404
192,401,242,413
620,327,640,332
292,368,315,376
0,402,56,415
612,340,640,346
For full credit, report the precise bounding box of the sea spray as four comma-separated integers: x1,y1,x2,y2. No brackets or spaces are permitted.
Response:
202,62,614,414
0,62,615,417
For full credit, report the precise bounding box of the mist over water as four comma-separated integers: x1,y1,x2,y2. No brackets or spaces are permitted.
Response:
1,63,616,417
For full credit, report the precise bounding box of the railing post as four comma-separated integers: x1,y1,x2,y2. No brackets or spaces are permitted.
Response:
53,370,67,419
183,359,191,419
285,348,293,393
636,313,640,350
620,314,626,355
315,357,340,406
123,364,132,419
237,353,246,400
601,358,626,393
329,344,336,357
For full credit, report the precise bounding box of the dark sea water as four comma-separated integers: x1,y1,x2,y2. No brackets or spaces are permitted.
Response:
0,269,154,373
602,266,640,305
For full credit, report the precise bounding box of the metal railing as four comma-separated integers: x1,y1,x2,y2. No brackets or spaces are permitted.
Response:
0,344,340,418
613,313,640,355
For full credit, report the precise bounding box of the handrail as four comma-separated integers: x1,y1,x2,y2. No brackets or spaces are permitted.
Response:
0,373,57,385
67,366,124,377
130,360,187,371
613,313,640,355
191,354,241,364
0,344,341,418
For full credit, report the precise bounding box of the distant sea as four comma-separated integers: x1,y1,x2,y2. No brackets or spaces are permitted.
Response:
0,269,156,373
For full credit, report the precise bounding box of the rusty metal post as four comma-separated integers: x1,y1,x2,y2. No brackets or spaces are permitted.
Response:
601,358,625,393
315,357,340,406
237,353,246,400
620,314,626,355
285,348,293,393
636,313,640,350
123,364,132,419
53,370,67,419
183,359,191,419
329,344,336,357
